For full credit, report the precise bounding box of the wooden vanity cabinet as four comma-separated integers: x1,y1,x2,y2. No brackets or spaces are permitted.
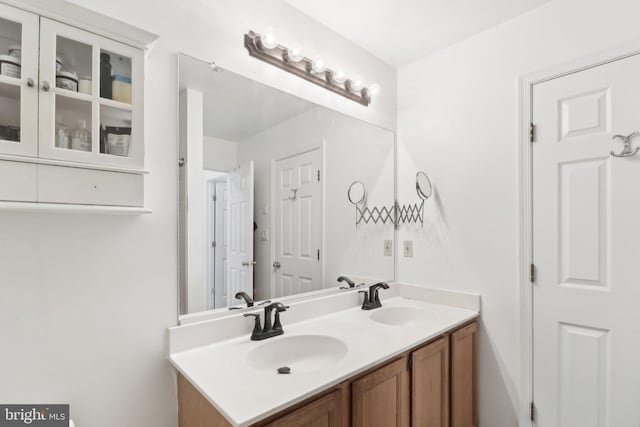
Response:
178,320,478,427
411,336,450,427
450,322,478,427
351,357,410,427
263,389,345,427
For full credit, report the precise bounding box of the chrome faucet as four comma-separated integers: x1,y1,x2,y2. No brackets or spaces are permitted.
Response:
243,302,290,340
359,282,390,310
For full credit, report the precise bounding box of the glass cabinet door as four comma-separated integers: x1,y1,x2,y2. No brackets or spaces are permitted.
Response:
0,4,39,157
38,18,143,169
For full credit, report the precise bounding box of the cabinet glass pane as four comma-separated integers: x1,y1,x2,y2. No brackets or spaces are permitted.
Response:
0,82,20,142
0,16,22,79
56,36,92,95
100,105,131,157
100,49,131,104
55,96,92,152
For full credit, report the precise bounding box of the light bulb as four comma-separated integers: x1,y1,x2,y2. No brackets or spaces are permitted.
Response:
261,28,278,50
367,83,381,97
311,56,327,73
286,45,304,62
350,77,364,92
331,68,347,84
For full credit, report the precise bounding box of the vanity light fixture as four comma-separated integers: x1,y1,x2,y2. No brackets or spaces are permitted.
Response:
244,30,378,106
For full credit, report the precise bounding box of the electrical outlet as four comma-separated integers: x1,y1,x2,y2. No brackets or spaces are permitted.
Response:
383,240,392,256
403,240,413,258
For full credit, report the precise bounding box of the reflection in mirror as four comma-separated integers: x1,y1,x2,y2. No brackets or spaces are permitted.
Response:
347,181,367,205
178,53,395,318
416,171,432,200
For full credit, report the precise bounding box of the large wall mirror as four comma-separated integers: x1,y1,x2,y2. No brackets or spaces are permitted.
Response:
178,53,395,318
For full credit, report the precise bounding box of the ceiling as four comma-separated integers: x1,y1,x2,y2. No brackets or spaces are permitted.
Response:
179,54,317,141
285,0,551,66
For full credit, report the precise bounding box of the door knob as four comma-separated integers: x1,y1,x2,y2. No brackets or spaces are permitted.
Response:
41,81,50,92
26,78,35,88
273,261,281,269
242,261,257,267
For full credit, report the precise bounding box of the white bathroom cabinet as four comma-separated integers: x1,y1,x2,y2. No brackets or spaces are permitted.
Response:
0,2,149,210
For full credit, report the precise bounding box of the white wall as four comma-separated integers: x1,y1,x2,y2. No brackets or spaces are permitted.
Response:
203,136,237,172
238,107,395,301
0,1,396,427
396,0,640,425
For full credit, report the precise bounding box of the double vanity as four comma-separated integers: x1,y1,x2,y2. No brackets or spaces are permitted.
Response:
169,283,480,427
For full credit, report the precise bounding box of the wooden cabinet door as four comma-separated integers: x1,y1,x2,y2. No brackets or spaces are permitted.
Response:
411,336,450,427
352,357,410,427
265,390,344,427
451,322,478,427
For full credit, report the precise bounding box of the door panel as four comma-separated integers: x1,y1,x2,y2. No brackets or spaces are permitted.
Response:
213,179,228,309
265,391,344,427
450,323,478,427
274,149,322,297
38,18,144,168
532,53,640,426
226,161,254,305
412,336,449,427
0,3,39,157
352,357,409,427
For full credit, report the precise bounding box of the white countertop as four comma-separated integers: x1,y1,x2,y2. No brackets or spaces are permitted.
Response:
169,283,479,426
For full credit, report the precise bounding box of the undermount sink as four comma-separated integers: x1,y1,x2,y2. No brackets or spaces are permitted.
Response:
370,307,436,326
245,334,348,374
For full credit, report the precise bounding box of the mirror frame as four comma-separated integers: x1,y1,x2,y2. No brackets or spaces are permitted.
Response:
175,53,398,323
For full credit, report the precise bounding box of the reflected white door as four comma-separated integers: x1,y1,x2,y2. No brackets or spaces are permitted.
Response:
532,54,640,426
274,149,322,297
213,179,228,309
226,161,254,306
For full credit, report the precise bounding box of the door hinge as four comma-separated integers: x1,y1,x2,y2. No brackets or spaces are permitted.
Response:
212,241,216,248
317,249,320,261
530,123,536,143
213,194,217,202
407,354,413,370
317,170,321,182
530,263,536,283
530,401,536,422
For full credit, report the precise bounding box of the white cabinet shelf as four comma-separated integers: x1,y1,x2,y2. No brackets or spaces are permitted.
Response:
0,2,152,211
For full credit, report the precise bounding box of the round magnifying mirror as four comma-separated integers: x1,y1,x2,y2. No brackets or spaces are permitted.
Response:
416,171,432,200
347,181,367,205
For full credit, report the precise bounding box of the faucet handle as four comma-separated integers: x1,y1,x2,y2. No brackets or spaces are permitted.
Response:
265,302,289,312
243,313,262,336
358,290,370,310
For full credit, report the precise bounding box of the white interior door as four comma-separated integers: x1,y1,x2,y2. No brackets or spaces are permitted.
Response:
226,161,254,305
532,53,640,427
213,179,228,309
274,149,322,297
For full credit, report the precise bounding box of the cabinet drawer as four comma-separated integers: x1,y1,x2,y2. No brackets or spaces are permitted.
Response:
37,165,143,207
0,160,37,202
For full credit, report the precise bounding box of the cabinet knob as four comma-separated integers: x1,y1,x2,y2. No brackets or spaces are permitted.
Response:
27,78,35,88
41,81,50,92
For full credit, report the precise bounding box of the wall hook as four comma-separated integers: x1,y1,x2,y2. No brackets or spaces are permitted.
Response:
610,131,640,157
